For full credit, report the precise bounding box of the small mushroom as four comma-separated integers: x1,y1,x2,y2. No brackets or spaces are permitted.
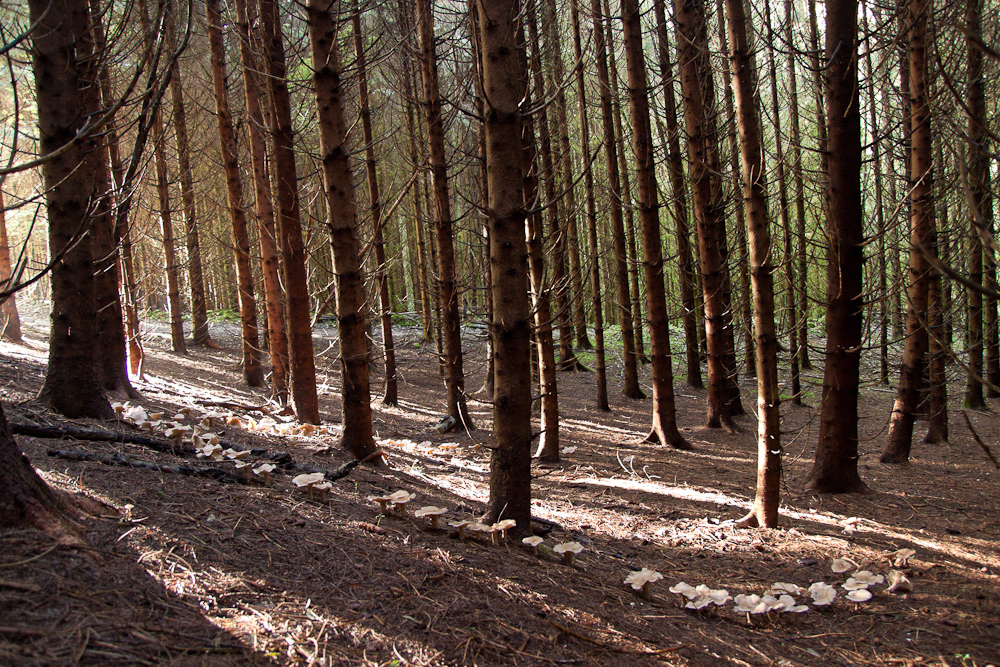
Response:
449,519,472,540
112,402,125,418
522,535,543,554
668,582,699,599
808,581,837,607
415,506,448,529
492,519,517,542
126,406,149,424
846,588,872,603
234,460,252,480
368,494,395,514
196,443,224,460
387,490,416,516
292,472,326,492
172,413,187,421
298,423,316,436
309,481,332,502
831,557,858,574
733,594,761,614
223,448,250,460
624,568,663,600
226,415,245,428
149,412,165,421
552,541,583,566
891,548,917,567
886,569,913,593
770,582,806,597
253,463,276,484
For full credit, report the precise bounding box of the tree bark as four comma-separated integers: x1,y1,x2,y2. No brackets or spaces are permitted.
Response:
786,0,810,379
805,0,866,493
621,0,689,449
307,0,379,460
0,189,22,343
416,0,473,429
479,0,533,532
261,0,320,423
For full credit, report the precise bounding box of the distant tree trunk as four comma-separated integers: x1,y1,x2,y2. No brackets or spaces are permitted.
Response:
882,0,935,464
592,0,643,399
261,0,320,423
416,0,473,428
307,0,378,460
621,0,689,450
965,0,988,408
0,190,22,343
207,0,264,388
805,0,866,493
725,0,780,528
33,0,114,419
235,0,289,402
675,0,742,428
479,0,533,532
351,0,397,406
571,0,609,410
924,247,947,444
167,8,212,348
653,0,701,389
786,0,810,377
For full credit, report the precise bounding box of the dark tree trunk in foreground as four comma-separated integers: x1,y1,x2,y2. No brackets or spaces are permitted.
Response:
416,0,473,429
0,190,21,343
479,0,533,532
675,0,741,428
882,0,935,464
261,0,320,423
307,0,379,460
33,0,114,419
622,0,689,449
592,0,643,399
806,0,866,493
725,0,781,527
352,0,397,406
235,0,289,402
207,0,264,387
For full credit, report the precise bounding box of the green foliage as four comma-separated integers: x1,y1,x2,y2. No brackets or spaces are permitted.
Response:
207,309,240,323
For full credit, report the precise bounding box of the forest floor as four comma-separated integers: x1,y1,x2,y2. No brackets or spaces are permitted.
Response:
1,302,999,667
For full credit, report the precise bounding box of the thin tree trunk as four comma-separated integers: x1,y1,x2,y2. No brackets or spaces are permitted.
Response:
806,0,866,493
416,0,473,428
307,0,379,460
351,0,397,406
207,0,264,388
965,0,987,408
261,0,320,423
0,190,22,343
235,0,289,402
592,0,643,399
479,0,533,532
786,0,810,377
621,0,689,450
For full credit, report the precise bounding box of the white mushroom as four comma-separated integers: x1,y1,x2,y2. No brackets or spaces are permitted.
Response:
624,568,663,600
369,494,395,514
234,460,252,480
886,570,913,594
831,557,858,574
449,519,472,540
492,519,517,542
309,481,332,501
253,463,276,484
552,541,583,566
891,548,917,567
522,535,543,553
733,594,761,614
846,589,872,603
414,506,448,529
223,448,250,460
770,582,806,597
292,472,326,491
668,582,699,599
708,588,732,606
851,570,884,586
389,491,416,516
808,582,837,606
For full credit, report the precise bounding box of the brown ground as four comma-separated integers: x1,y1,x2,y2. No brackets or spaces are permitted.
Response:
1,304,998,667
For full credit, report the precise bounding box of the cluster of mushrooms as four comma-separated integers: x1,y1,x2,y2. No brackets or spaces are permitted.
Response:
626,548,916,617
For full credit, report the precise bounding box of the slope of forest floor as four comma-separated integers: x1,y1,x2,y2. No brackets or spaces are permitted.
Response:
1,302,998,667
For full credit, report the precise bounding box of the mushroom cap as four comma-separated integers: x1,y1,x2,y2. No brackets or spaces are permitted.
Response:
553,541,583,555
733,594,761,613
448,519,472,528
753,595,785,614
770,582,806,596
254,463,276,474
775,594,797,611
891,548,917,566
886,570,913,593
846,589,873,602
668,582,699,599
624,568,663,590
522,536,543,547
685,596,713,610
293,472,326,488
224,448,250,460
415,506,448,518
562,446,577,454
388,490,415,503
808,582,837,606
467,522,493,533
493,519,517,531
708,588,731,605
831,557,857,574
851,570,884,586
842,577,869,591
234,461,251,469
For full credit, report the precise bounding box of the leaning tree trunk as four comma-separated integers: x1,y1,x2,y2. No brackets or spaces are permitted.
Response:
207,0,264,388
621,0,689,450
592,0,644,399
571,0,609,410
351,0,397,406
234,0,289,402
806,0,866,493
479,0,533,533
882,0,935,464
725,0,781,528
416,0,473,429
307,0,379,460
33,0,114,419
261,0,320,423
0,189,22,343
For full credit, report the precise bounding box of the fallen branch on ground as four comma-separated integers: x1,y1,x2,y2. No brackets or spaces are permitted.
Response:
961,410,1000,469
46,449,246,483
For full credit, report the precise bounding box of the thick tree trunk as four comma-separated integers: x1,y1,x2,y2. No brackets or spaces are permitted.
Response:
592,0,643,399
653,0,701,389
261,0,320,423
479,0,533,532
674,0,741,428
621,0,689,450
207,0,264,388
725,0,781,528
416,0,473,429
33,0,114,419
805,0,866,493
307,0,379,460
235,0,289,402
351,0,397,406
0,190,22,343
571,0,609,410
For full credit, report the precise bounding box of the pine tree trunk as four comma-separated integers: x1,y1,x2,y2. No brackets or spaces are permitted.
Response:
261,0,320,423
592,0,644,399
0,190,22,343
207,0,264,388
234,0,289,403
806,0,866,493
416,0,473,428
621,0,689,450
786,0,810,378
479,0,533,532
